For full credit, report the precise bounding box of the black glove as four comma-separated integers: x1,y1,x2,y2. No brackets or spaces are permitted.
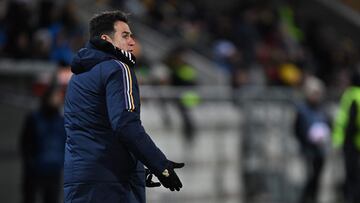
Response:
156,161,184,191
145,168,161,187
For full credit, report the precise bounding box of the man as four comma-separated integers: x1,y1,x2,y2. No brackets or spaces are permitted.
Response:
63,11,184,203
333,69,360,203
21,84,66,203
293,76,330,203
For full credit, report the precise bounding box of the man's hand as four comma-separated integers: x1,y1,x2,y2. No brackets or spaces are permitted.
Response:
145,168,161,187
157,161,185,191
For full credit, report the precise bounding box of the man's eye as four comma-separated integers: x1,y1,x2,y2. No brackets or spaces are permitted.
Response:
122,33,131,39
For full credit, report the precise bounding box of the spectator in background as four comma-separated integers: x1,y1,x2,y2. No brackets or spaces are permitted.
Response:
294,76,331,203
3,0,33,58
20,82,66,203
213,39,249,89
332,68,360,203
165,45,199,144
0,0,86,62
32,29,52,59
49,1,85,64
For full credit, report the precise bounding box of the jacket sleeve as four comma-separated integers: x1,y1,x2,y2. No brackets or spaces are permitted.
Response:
294,109,313,149
332,90,352,148
345,101,357,146
103,64,168,175
294,111,306,147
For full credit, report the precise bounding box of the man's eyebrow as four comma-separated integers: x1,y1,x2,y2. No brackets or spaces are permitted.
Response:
122,31,134,38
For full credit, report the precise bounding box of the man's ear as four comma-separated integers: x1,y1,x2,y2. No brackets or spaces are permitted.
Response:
100,34,112,43
100,34,107,41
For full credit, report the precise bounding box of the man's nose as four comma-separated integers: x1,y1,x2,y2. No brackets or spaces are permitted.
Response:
129,37,135,46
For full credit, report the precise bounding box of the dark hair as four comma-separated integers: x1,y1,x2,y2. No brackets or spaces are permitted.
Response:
89,10,128,39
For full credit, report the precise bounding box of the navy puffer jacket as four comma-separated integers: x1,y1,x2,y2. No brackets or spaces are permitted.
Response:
63,40,168,202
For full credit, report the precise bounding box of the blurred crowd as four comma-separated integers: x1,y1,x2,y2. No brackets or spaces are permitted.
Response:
0,0,358,95
0,0,86,64
131,0,360,94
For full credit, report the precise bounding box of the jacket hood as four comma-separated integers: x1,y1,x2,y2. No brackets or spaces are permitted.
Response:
71,40,115,75
71,38,136,75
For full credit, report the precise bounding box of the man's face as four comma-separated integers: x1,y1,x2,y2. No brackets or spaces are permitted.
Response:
103,21,135,52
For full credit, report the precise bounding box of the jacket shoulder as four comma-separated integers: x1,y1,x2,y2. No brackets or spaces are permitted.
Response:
97,59,128,72
96,60,133,85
